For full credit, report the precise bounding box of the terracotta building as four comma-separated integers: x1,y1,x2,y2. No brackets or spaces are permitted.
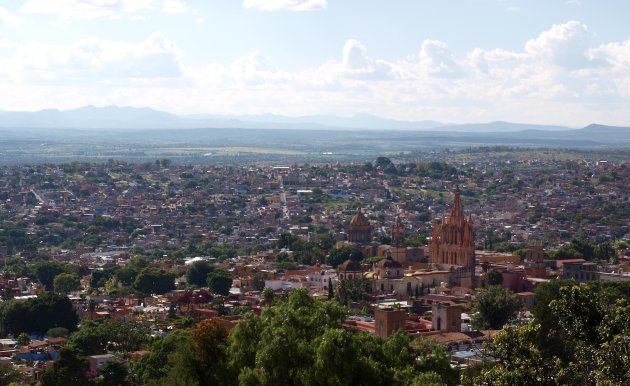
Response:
429,187,476,288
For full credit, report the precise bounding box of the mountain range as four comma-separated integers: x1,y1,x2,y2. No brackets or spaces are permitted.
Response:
0,105,581,132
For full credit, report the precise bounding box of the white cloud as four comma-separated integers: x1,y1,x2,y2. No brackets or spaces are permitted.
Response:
0,7,24,26
21,0,160,20
243,0,327,11
525,20,593,69
2,32,182,84
342,39,370,69
1,21,630,126
418,39,464,78
195,17,206,24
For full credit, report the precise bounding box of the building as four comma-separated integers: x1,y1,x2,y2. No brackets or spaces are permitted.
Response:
374,307,406,338
380,215,425,264
338,259,363,280
524,244,547,278
428,187,476,288
348,208,372,243
562,261,598,283
432,301,463,332
391,215,405,247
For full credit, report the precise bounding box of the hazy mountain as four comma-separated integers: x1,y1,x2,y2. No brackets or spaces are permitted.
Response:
0,106,211,130
0,105,587,132
434,121,573,132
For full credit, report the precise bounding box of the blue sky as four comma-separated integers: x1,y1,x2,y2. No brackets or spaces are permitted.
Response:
0,0,629,126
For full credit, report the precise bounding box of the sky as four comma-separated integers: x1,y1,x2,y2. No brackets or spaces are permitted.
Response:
0,0,629,126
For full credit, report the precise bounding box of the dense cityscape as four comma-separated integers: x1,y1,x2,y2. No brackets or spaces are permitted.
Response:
0,149,627,385
2,1,630,385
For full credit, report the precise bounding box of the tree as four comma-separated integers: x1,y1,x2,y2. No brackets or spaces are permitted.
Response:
186,261,214,287
128,330,191,385
98,361,129,386
33,262,74,290
471,286,520,330
53,273,81,294
262,287,275,305
228,288,347,385
226,289,458,386
327,278,334,300
16,332,30,346
114,266,139,287
463,324,560,385
39,347,90,386
0,292,78,336
531,279,577,359
485,270,503,286
207,269,232,296
67,319,150,356
157,320,231,386
0,363,24,385
327,246,363,267
375,156,393,168
465,282,630,386
405,235,427,248
337,276,371,305
47,327,70,338
133,268,175,295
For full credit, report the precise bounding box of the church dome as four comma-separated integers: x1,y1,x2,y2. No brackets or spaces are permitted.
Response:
338,259,363,272
375,256,402,269
350,208,370,227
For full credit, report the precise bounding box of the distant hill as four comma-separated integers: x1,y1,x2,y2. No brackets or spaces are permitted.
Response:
435,121,573,132
0,105,590,132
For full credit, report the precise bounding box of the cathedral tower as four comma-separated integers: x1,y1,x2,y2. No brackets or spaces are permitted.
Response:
391,214,405,248
348,207,372,243
429,187,476,287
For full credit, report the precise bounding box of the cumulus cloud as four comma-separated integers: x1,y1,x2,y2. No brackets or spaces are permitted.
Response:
342,39,370,69
525,20,593,69
3,32,182,84
418,39,464,78
0,7,24,26
243,0,327,11
1,21,630,125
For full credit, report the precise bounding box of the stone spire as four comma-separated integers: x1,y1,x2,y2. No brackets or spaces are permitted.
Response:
432,219,441,242
391,214,405,247
451,186,464,226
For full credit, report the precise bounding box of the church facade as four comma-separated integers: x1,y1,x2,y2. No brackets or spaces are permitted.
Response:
428,187,476,288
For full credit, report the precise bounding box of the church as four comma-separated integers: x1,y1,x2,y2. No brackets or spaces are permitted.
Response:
338,187,477,296
428,186,476,288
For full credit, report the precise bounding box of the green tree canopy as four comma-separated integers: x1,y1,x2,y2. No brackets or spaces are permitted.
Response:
207,269,232,296
134,268,175,295
33,262,78,290
471,285,520,330
53,273,81,294
327,246,363,267
67,319,150,356
0,292,78,336
186,261,214,287
467,282,630,385
39,347,90,386
485,270,503,286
